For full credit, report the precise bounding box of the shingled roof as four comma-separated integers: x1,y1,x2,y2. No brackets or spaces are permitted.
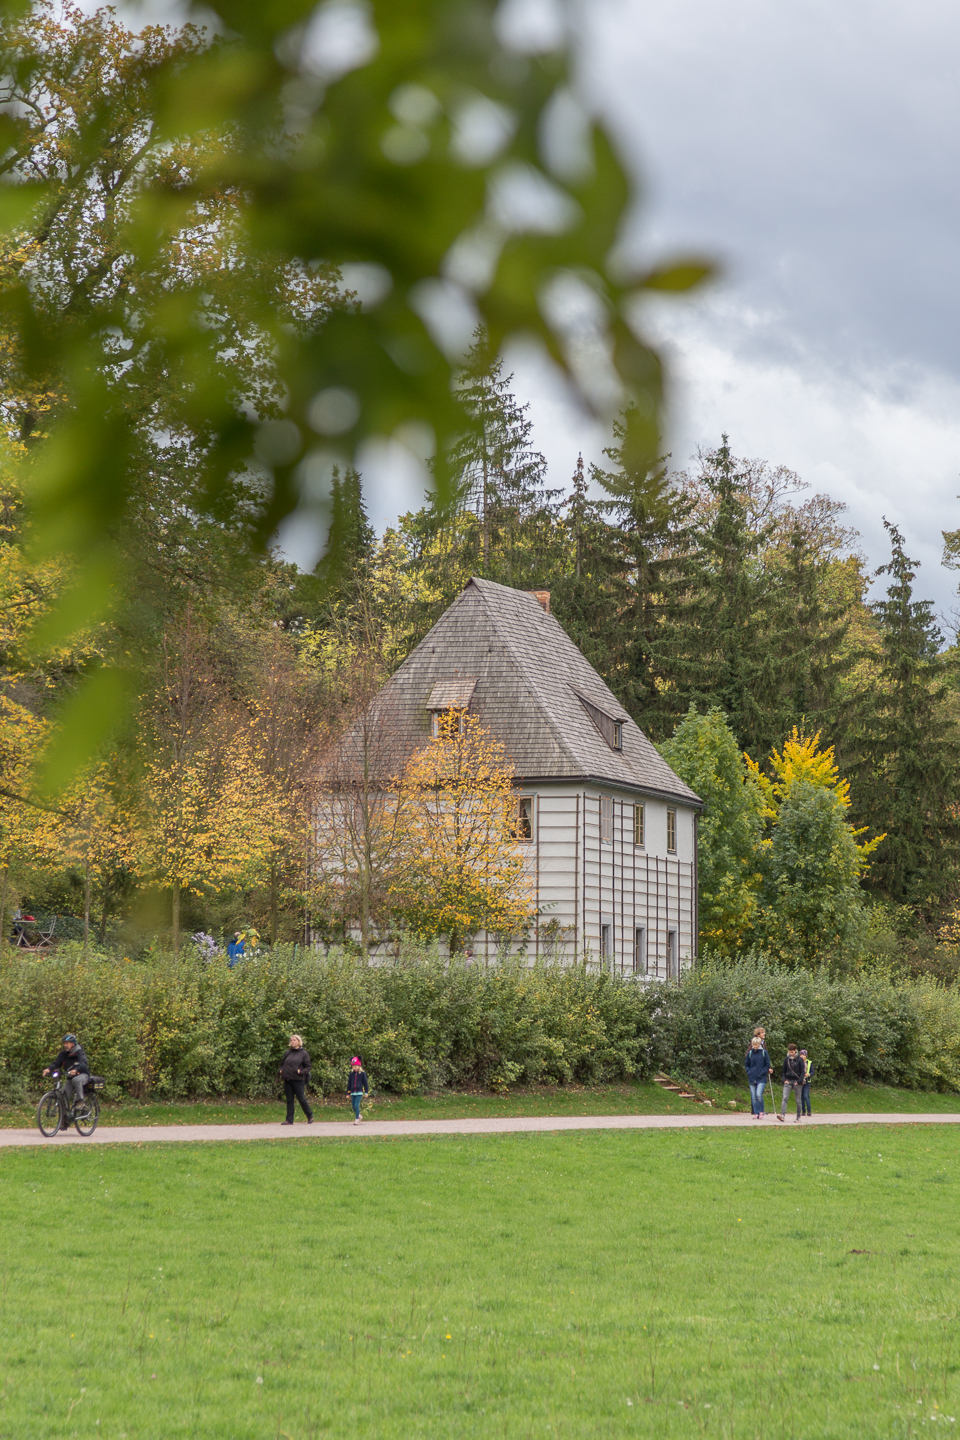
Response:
371,578,701,807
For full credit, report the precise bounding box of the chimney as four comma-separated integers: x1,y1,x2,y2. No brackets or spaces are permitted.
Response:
527,590,550,614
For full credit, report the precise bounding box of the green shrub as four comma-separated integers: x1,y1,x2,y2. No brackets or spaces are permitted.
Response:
654,952,960,1091
0,945,658,1100
3,946,958,1100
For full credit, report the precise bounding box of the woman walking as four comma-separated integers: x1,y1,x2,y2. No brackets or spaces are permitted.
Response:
745,1035,772,1117
348,1056,369,1124
279,1034,314,1125
778,1043,806,1123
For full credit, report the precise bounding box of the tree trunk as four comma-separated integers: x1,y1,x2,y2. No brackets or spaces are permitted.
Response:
270,861,279,945
83,860,92,955
172,879,181,954
359,845,370,961
0,860,8,949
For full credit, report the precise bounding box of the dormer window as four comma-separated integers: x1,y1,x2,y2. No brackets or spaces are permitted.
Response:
431,710,464,737
575,691,626,752
426,678,477,737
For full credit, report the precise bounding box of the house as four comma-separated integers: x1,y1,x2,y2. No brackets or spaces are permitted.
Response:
331,577,702,975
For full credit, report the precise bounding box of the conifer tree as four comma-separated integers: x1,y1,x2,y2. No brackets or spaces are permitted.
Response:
850,521,960,913
547,454,625,687
402,331,558,636
769,520,854,740
592,413,695,722
651,438,786,755
449,330,552,577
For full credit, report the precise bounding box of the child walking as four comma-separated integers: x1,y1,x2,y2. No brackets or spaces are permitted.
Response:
800,1049,814,1116
347,1056,369,1124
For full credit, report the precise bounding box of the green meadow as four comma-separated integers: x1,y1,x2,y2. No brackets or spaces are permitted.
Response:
2,1126,959,1438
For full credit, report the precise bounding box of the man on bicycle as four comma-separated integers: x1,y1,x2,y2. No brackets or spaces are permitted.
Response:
42,1035,90,1109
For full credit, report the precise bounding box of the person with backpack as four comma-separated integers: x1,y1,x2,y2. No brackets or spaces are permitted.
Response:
778,1043,806,1123
347,1056,369,1124
744,1035,773,1117
42,1033,90,1108
278,1034,313,1125
800,1049,814,1117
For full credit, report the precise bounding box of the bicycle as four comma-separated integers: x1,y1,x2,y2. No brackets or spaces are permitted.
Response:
37,1070,101,1137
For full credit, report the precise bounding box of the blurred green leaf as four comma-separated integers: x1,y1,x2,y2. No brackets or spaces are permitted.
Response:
0,0,711,781
638,259,715,292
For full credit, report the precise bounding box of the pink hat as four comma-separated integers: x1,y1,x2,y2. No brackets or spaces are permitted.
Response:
351,1056,361,1065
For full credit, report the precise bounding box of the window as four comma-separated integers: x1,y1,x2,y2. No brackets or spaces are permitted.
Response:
666,808,677,853
600,796,613,843
600,921,613,964
426,678,477,738
431,708,467,738
668,929,678,981
576,692,626,752
515,795,534,841
633,927,646,976
633,803,645,847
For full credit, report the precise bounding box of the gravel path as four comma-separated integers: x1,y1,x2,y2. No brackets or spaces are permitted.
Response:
2,1111,960,1149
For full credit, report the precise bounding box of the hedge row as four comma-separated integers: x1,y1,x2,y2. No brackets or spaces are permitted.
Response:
1,947,959,1102
656,954,960,1092
0,944,656,1101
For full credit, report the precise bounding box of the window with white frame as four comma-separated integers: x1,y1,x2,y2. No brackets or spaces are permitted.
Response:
668,929,678,980
600,796,613,843
426,678,477,738
600,918,613,965
430,707,467,738
515,795,534,841
666,808,677,853
633,927,646,975
633,802,645,847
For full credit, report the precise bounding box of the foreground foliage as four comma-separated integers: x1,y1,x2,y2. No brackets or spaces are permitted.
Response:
2,1129,959,1438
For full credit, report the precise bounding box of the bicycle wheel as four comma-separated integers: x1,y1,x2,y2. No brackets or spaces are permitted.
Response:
37,1092,63,1137
74,1094,99,1137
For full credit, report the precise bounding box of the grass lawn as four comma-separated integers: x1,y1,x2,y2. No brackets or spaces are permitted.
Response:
2,1126,960,1437
2,1079,960,1131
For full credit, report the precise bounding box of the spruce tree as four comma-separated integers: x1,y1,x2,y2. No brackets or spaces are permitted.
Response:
592,412,696,724
547,454,625,685
448,330,552,579
650,438,786,756
851,521,960,914
771,519,853,737
401,331,558,636
286,467,376,635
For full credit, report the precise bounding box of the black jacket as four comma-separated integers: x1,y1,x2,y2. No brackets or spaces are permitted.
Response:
49,1044,89,1075
347,1068,369,1095
279,1047,311,1083
782,1053,805,1085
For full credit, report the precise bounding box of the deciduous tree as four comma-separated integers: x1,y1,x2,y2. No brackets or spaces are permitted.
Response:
389,714,533,953
659,706,763,951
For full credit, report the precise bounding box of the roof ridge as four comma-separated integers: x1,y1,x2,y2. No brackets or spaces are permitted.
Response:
469,579,586,775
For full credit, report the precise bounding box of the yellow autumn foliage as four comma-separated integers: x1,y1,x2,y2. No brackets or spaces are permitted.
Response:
388,715,534,952
746,727,884,873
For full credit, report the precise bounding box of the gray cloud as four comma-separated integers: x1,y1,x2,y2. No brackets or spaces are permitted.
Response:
571,0,960,619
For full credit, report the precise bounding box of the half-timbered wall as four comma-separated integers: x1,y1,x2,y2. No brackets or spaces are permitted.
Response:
480,784,697,975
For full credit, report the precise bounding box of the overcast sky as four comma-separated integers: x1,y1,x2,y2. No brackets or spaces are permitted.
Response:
547,0,960,623
105,0,960,620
